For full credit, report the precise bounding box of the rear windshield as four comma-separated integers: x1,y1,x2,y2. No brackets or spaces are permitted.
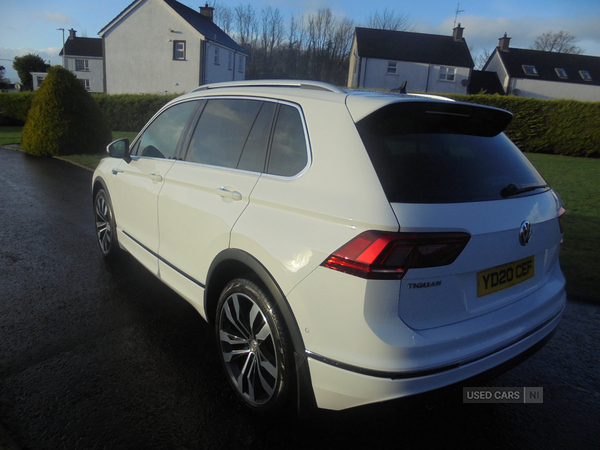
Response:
356,102,547,203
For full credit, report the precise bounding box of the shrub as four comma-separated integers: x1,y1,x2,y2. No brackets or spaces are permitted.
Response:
21,66,112,156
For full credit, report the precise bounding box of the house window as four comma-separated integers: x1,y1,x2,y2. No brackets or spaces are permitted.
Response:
173,41,186,60
238,55,244,72
75,59,89,71
555,68,568,79
214,47,220,65
228,52,233,70
579,70,593,81
387,61,397,74
79,79,90,91
439,66,456,81
522,65,538,75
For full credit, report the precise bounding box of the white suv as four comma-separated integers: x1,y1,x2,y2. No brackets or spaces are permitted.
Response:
92,80,566,414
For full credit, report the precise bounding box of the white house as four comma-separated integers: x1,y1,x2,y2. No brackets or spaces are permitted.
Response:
99,0,247,94
348,25,474,94
483,34,600,101
32,29,104,92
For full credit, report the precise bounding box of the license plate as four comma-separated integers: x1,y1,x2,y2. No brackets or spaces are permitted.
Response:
477,256,535,297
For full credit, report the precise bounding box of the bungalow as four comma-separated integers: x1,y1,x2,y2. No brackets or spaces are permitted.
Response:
99,0,247,94
347,25,474,94
483,34,600,101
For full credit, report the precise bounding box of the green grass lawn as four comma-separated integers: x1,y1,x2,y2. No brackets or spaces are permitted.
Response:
0,126,23,145
1,126,598,300
525,153,600,300
0,128,138,169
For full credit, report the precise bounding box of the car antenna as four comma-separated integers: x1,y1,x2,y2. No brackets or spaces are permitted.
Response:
390,80,407,94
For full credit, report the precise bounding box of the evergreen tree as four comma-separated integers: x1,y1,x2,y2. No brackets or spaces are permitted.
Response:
22,66,112,156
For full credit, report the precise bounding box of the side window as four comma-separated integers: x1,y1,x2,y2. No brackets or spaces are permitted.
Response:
267,105,308,177
237,102,276,172
135,101,197,159
186,99,264,169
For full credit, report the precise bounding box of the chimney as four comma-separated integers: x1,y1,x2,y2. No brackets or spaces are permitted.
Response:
69,28,77,39
452,23,464,41
200,3,214,22
498,33,511,51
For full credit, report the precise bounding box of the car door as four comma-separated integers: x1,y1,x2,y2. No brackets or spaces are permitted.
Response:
156,98,276,312
111,100,198,275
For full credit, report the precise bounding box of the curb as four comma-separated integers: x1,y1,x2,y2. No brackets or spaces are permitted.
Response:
0,144,95,172
52,155,95,172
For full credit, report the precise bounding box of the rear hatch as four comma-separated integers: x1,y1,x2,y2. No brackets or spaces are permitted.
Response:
355,100,564,329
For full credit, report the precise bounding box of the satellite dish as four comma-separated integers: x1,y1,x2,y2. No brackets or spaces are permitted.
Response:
512,89,521,96
461,79,469,86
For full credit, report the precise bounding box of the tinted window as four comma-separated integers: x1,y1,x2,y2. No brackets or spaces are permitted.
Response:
186,99,263,168
357,102,547,203
135,101,197,159
267,105,308,176
237,102,276,172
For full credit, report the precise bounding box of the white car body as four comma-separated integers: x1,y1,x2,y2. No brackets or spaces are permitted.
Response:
93,80,566,413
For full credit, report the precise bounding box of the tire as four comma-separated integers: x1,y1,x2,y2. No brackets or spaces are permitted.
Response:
94,188,120,260
216,278,293,412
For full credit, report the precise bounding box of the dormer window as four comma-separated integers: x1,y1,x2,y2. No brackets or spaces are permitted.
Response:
555,68,568,79
522,65,538,76
579,70,593,81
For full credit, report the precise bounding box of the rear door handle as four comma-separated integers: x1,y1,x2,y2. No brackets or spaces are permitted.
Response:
150,173,163,182
217,187,242,201
112,169,123,175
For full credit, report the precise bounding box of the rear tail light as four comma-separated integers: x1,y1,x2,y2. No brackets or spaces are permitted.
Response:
321,231,471,280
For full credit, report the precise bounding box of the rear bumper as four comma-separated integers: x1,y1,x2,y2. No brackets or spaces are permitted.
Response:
306,294,565,410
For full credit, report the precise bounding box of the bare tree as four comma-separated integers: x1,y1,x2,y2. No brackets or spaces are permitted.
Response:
531,30,583,54
234,3,259,50
258,5,284,76
474,47,493,70
214,4,233,34
364,8,413,31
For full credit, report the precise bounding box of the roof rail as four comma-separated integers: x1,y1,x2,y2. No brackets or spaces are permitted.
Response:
191,80,346,94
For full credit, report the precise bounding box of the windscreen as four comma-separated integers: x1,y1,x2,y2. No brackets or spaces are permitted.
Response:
356,102,547,204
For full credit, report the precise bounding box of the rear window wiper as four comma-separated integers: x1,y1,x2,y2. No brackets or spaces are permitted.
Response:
501,183,549,198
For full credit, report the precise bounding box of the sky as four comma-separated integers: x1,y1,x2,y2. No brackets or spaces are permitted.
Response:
2,0,600,83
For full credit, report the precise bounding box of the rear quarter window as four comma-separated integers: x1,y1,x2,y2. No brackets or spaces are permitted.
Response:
266,104,308,177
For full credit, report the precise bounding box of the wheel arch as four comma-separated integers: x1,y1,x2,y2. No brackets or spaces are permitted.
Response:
92,176,109,203
205,248,317,416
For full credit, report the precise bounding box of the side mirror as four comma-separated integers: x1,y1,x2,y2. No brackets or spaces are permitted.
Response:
106,139,132,163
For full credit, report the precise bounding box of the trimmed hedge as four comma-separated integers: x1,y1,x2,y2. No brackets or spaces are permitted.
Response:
446,94,600,158
92,93,178,133
2,90,600,157
1,91,176,133
0,92,36,125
